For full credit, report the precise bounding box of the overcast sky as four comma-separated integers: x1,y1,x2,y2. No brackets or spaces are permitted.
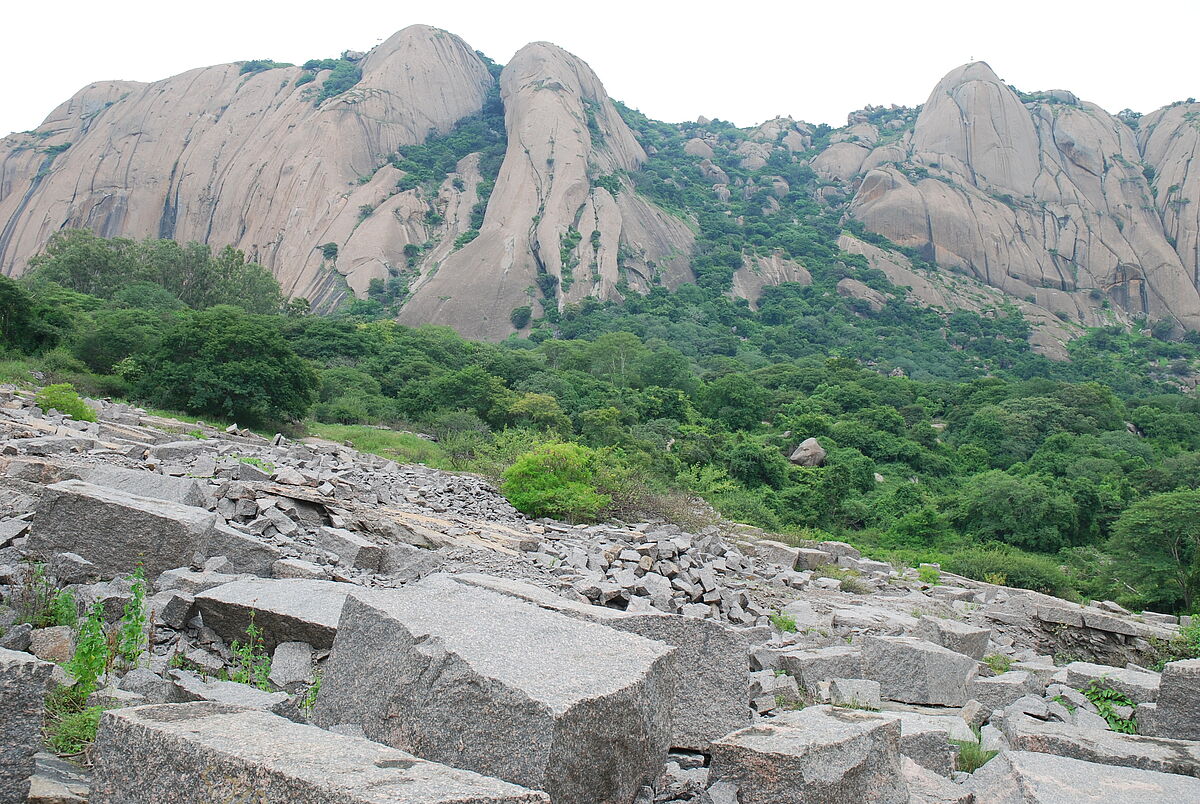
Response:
5,1,1198,138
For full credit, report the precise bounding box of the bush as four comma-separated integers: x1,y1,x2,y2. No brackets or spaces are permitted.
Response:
35,383,96,422
943,544,1076,598
510,305,533,329
501,442,613,522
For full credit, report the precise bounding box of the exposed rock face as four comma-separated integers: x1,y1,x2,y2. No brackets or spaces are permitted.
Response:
1139,103,1200,285
397,41,693,339
0,25,494,308
848,62,1200,331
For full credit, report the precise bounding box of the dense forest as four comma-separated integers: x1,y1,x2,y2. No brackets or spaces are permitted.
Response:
3,83,1200,619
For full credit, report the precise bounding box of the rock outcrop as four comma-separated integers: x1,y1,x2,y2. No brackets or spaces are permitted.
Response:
0,25,494,308
397,42,693,339
847,62,1200,332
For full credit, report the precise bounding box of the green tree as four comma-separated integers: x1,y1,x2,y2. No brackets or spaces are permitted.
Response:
138,306,318,425
1109,490,1200,612
951,470,1076,552
501,442,612,521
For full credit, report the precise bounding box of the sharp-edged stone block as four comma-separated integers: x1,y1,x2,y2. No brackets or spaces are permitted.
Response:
90,703,549,803
449,572,748,750
317,527,383,572
1062,661,1159,704
969,670,1039,716
312,574,675,804
0,648,54,803
968,750,1200,802
194,578,351,652
863,636,977,706
915,615,990,660
28,480,220,579
4,458,210,507
708,705,908,803
778,646,863,694
1001,714,1200,777
1151,658,1200,740
873,710,973,777
828,678,880,710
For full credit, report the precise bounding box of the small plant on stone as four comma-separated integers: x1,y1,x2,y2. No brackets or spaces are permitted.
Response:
917,565,941,585
839,577,873,595
12,562,57,627
982,653,1013,674
43,685,105,757
301,670,322,716
770,611,798,632
774,694,805,711
230,613,273,691
187,428,207,439
49,588,77,628
1083,681,1138,734
116,566,148,669
65,602,110,696
237,455,276,473
983,572,1007,586
951,731,998,773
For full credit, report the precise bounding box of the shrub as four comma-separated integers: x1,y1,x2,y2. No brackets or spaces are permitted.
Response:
501,442,612,522
43,685,105,756
230,612,272,690
320,242,339,260
35,383,96,422
770,612,798,632
65,602,110,696
1083,681,1138,733
983,653,1013,674
510,305,533,329
943,545,1076,598
917,565,941,585
117,566,148,669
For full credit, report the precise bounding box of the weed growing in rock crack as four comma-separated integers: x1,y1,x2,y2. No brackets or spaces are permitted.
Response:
43,685,106,757
1149,622,1200,670
982,653,1013,674
951,731,998,773
1051,694,1077,712
301,671,322,716
10,564,77,630
1083,681,1138,733
839,577,873,595
917,565,941,585
117,565,148,669
770,612,797,632
230,613,273,690
65,602,110,696
774,694,805,711
236,455,276,473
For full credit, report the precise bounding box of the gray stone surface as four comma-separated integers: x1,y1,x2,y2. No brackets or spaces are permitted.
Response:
168,669,288,711
915,615,990,660
1002,714,1200,777
117,669,184,705
778,646,863,694
450,572,748,750
90,703,550,803
828,678,881,710
1151,659,1200,740
5,460,211,508
194,578,351,652
900,756,972,803
1063,661,1159,704
0,648,54,803
204,523,283,576
317,527,383,572
312,575,675,804
28,480,220,578
708,705,908,803
872,710,973,778
25,752,89,804
968,750,1200,803
863,636,977,706
269,641,314,688
379,543,444,582
969,670,1038,716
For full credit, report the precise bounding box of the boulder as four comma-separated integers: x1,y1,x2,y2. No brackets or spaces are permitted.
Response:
863,636,977,706
1062,661,1159,704
312,575,675,804
379,543,444,581
269,642,315,688
194,578,352,652
28,480,220,578
915,615,990,660
316,527,383,572
788,438,826,467
26,752,90,803
708,705,908,803
168,669,289,711
90,703,549,803
872,710,974,777
969,671,1039,716
900,756,972,803
147,440,216,462
449,573,748,750
968,750,1200,802
3,459,210,507
1001,714,1200,777
778,646,863,694
0,648,54,803
28,626,74,664
828,678,881,710
1149,659,1200,740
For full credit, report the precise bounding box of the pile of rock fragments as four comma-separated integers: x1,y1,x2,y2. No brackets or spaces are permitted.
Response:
1,384,1198,802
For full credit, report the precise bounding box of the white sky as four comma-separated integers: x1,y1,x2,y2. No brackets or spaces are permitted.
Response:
5,0,1198,138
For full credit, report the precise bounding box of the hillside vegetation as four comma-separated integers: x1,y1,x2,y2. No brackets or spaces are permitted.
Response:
4,228,1200,616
